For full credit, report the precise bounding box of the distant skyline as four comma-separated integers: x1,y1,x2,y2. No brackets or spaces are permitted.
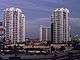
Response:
0,0,80,38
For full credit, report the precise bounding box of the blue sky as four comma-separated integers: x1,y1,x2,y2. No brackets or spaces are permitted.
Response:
0,0,80,38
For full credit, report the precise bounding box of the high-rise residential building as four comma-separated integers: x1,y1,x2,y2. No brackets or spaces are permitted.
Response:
4,7,25,44
52,8,70,43
51,16,54,44
40,25,51,41
0,22,5,42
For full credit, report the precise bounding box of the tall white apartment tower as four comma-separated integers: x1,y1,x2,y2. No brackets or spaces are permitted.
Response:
4,7,25,44
52,8,69,43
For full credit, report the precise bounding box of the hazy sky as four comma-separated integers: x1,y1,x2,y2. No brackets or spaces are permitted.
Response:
0,0,80,38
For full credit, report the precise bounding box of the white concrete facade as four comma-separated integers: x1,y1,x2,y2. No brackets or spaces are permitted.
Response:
4,7,25,44
40,25,51,41
53,8,70,43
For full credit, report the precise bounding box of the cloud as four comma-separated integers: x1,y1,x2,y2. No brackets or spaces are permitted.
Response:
27,17,51,38
0,0,80,38
42,0,63,4
69,18,80,35
28,17,50,26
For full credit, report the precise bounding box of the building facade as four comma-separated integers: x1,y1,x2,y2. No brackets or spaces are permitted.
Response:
52,8,70,43
0,22,5,42
4,7,25,44
40,25,51,41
